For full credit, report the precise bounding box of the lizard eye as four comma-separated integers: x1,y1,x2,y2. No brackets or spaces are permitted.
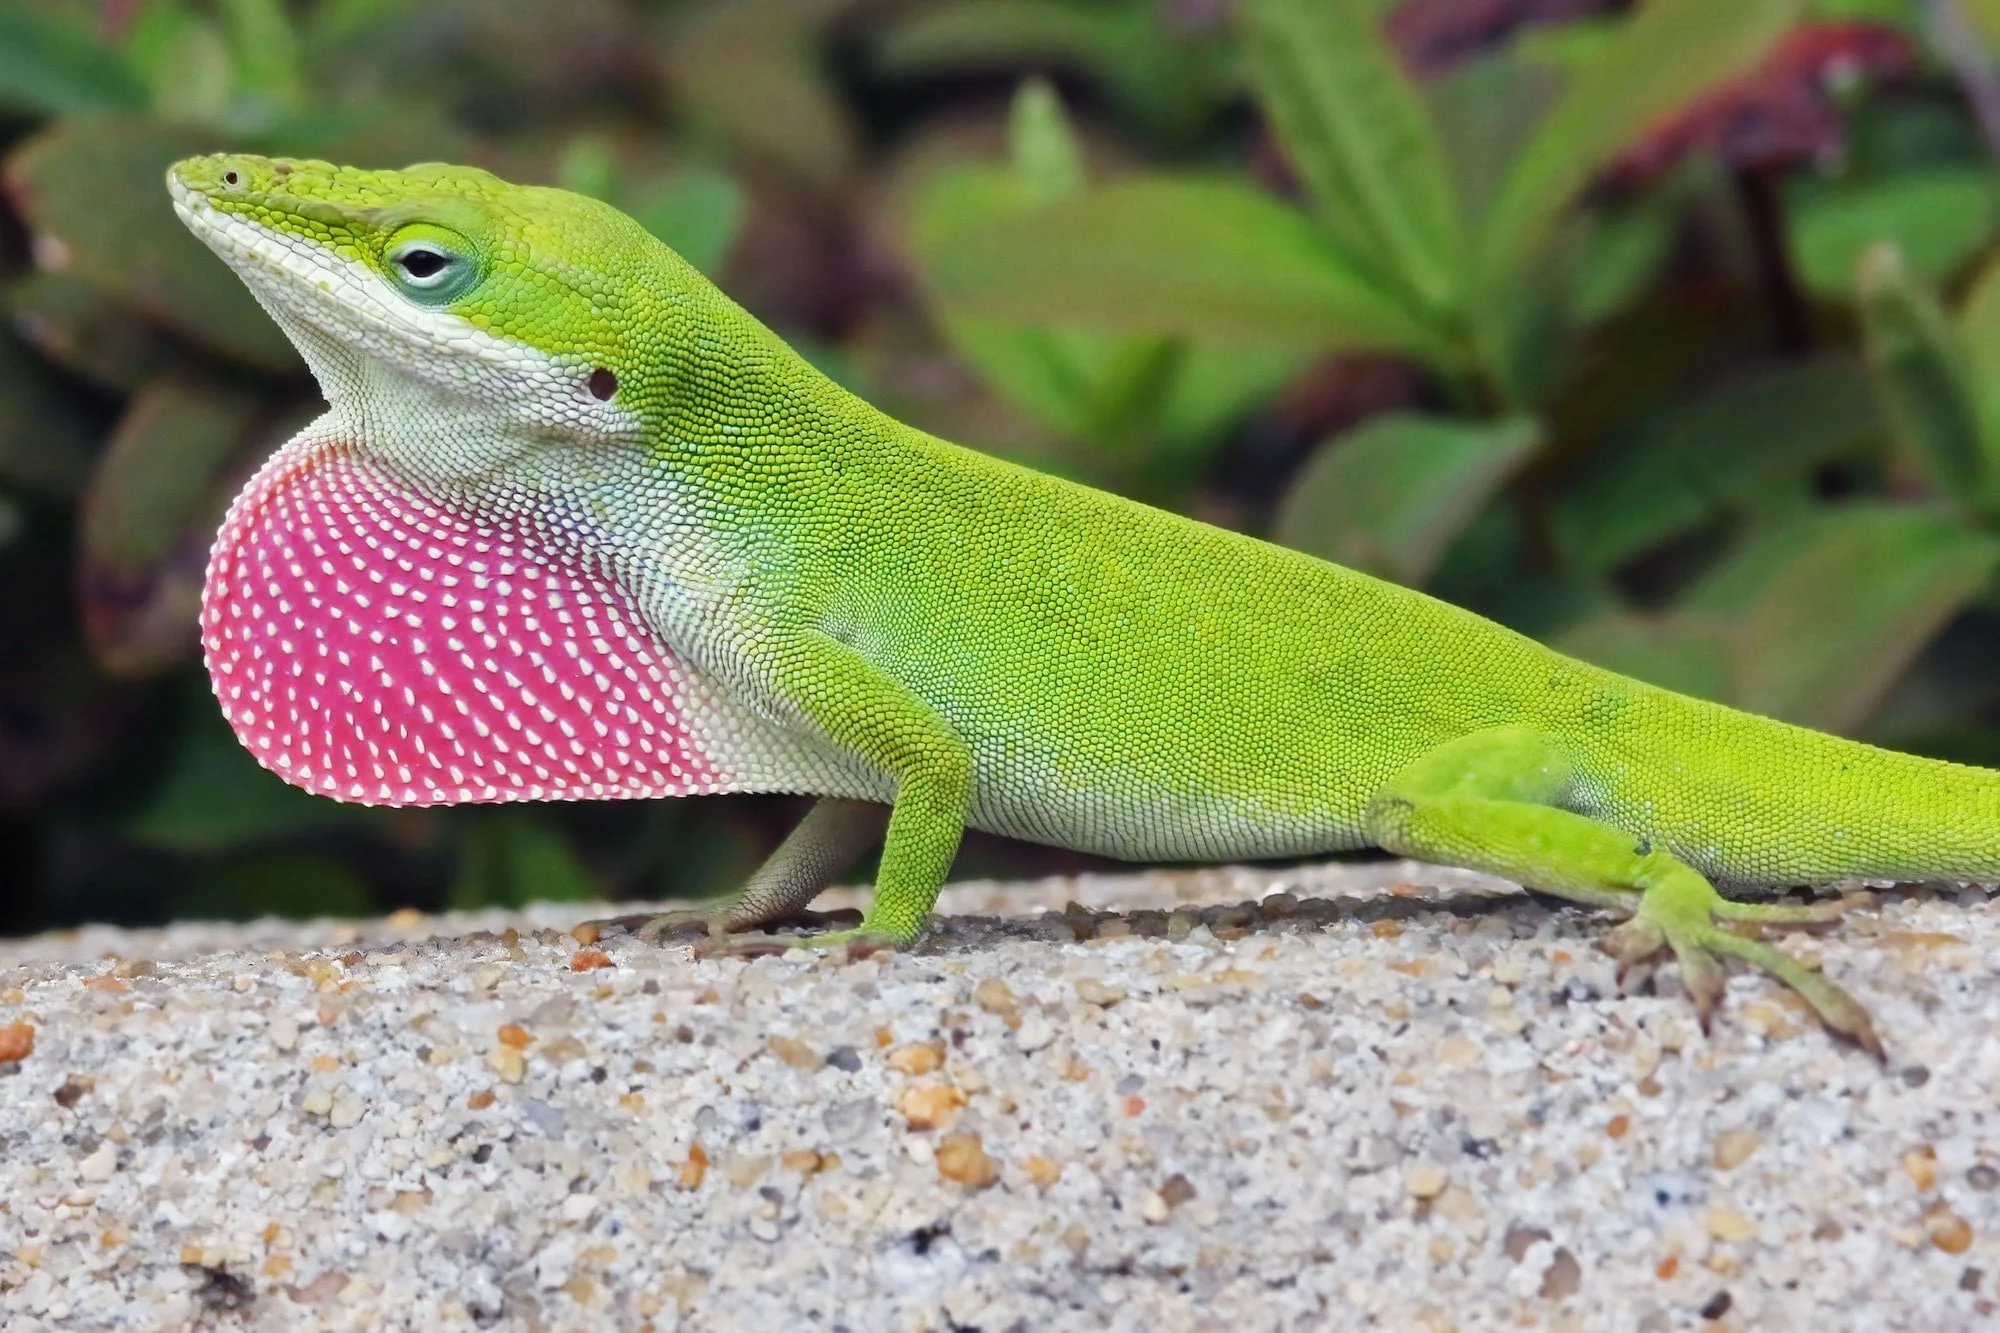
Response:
391,244,456,286
397,248,448,280
383,227,480,304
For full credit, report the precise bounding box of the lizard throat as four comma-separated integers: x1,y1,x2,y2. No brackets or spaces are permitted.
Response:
202,427,729,805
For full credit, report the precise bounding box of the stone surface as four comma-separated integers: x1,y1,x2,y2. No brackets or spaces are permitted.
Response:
1,861,1996,1330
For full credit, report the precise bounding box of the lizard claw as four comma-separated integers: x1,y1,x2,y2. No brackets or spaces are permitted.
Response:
1713,889,1872,937
1602,916,1665,972
1670,938,1728,1036
690,933,794,960
581,907,719,942
637,914,718,943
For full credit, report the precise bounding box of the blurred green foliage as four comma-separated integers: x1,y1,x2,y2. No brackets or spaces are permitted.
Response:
2,0,1999,930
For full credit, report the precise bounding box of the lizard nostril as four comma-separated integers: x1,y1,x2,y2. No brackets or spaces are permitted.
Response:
223,170,240,187
587,368,617,401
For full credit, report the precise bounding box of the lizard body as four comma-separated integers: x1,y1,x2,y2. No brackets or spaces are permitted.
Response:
170,155,2000,1052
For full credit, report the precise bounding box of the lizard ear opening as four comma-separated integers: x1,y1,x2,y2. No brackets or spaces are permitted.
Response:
587,368,617,401
201,429,723,805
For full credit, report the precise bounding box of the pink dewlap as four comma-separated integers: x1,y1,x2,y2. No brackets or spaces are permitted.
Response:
201,438,715,805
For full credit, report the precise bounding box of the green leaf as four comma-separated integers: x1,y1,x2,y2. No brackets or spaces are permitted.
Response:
1010,76,1085,204
3,117,296,373
1241,0,1466,319
1807,0,1917,22
257,103,472,170
1471,188,1683,403
1429,501,1620,638
0,8,144,115
914,159,1305,493
0,328,97,499
1856,242,1988,510
626,168,746,277
307,0,425,45
911,102,1310,493
1961,252,2000,459
218,0,305,122
555,134,745,277
1789,169,1999,300
1512,16,1626,74
1568,200,1677,326
1479,0,1799,289
5,270,179,393
870,0,1232,144
1272,413,1541,585
943,321,1296,483
874,0,1128,72
556,135,620,203
124,3,233,128
1552,611,1736,702
921,173,1447,356
1152,343,1309,459
1552,358,1882,572
1556,507,2000,731
910,104,1105,449
1961,0,2000,50
928,307,1097,438
1062,337,1184,449
665,0,857,188
77,378,300,678
1424,50,1564,235
938,81,1170,459
914,160,1097,429
1693,506,2000,732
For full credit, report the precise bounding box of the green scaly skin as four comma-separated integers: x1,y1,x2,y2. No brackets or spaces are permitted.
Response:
168,154,2000,1057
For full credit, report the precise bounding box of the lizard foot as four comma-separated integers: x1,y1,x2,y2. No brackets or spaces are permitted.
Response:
688,925,903,962
1601,884,1882,1061
586,906,863,943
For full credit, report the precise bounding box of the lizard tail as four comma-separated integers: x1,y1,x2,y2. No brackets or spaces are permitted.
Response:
1574,687,2000,888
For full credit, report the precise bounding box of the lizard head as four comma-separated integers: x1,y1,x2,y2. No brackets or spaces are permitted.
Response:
166,153,701,486
165,155,776,806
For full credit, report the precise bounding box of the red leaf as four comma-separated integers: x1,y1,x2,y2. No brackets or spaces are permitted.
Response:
1605,22,1917,186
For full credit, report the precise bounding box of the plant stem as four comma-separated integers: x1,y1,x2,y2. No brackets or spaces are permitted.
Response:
1733,168,1811,354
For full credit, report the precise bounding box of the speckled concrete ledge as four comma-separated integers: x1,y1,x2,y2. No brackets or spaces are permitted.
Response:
1,862,1997,1331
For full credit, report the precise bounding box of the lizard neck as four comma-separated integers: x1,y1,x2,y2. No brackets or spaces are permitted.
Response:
331,319,894,704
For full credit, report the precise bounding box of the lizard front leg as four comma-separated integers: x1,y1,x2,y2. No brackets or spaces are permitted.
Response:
690,632,974,957
1364,727,1881,1058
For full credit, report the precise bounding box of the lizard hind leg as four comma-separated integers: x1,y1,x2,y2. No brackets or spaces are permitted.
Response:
595,798,888,944
1362,727,1882,1059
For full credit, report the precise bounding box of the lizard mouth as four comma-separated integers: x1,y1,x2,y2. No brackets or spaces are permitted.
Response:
166,173,253,274
169,176,398,383
171,179,390,334
203,426,726,806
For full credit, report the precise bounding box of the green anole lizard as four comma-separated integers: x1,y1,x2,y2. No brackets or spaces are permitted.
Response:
169,154,2000,1057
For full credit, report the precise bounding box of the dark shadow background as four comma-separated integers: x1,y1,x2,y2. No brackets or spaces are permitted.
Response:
2,0,1998,934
